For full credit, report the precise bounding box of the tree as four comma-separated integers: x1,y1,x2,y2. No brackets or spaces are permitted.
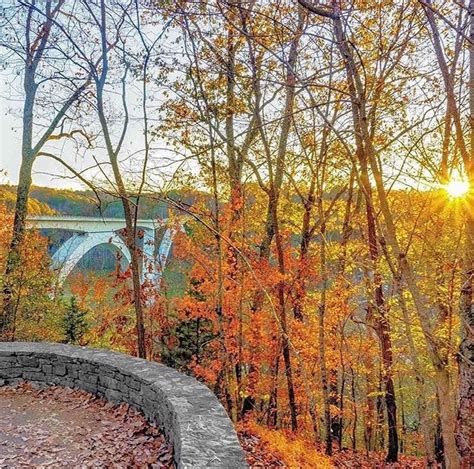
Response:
18,0,168,358
2,0,473,465
63,296,88,344
0,0,91,339
419,1,474,466
0,202,62,342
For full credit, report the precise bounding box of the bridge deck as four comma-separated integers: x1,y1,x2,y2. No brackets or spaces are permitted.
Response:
26,216,159,232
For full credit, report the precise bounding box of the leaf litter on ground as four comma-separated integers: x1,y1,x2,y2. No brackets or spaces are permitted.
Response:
0,382,174,468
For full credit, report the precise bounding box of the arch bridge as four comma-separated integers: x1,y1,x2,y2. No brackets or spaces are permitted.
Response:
26,216,177,288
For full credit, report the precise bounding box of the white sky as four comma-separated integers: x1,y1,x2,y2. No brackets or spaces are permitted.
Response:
0,66,188,192
0,3,182,192
0,71,86,189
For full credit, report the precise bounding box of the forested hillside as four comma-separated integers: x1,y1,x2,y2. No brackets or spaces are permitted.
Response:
0,185,171,219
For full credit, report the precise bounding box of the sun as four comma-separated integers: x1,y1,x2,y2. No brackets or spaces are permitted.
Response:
445,179,469,198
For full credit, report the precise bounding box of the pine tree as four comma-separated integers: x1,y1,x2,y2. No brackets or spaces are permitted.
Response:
63,296,88,344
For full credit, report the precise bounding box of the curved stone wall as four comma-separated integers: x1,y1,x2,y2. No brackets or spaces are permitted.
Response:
0,342,247,469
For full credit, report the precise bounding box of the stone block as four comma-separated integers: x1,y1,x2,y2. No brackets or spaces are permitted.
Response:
78,371,98,385
116,380,129,395
0,357,17,368
53,364,67,376
104,388,123,404
66,363,79,378
80,382,98,394
19,356,39,368
123,374,141,391
129,390,143,408
99,375,119,390
0,367,22,378
23,371,45,381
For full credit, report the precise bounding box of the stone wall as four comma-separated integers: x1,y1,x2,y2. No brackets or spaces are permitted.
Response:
0,342,247,469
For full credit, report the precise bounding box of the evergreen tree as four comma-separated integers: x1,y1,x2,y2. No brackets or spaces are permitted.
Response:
63,296,88,344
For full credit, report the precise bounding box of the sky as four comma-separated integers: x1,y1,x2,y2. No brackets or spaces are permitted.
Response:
0,5,190,195
0,71,86,190
0,1,179,193
0,1,439,196
0,66,184,192
0,0,86,189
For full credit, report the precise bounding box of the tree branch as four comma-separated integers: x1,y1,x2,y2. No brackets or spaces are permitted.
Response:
297,0,339,19
31,78,91,156
37,151,102,207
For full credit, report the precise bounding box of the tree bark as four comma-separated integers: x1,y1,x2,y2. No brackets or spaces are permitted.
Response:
94,0,146,358
456,3,474,467
318,215,333,455
1,0,90,339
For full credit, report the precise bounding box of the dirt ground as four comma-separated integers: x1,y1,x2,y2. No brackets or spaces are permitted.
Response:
0,383,174,468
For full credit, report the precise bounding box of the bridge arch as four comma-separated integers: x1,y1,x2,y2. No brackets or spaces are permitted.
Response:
51,232,132,285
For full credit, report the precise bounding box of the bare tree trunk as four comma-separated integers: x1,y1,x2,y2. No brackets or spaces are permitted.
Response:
241,7,305,420
224,19,244,417
94,0,146,358
293,176,316,321
398,376,406,455
335,5,448,463
267,342,280,428
381,240,437,465
1,0,88,339
272,195,298,431
299,1,459,462
456,3,474,467
457,209,474,468
309,393,321,443
360,156,398,462
364,370,376,453
308,3,399,457
1,5,39,340
351,367,358,450
318,215,333,454
209,102,232,418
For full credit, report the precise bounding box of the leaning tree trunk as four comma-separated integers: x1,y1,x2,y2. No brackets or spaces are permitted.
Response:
92,0,147,359
360,157,399,463
0,2,36,340
1,0,87,340
1,19,38,339
456,2,474,466
326,7,399,457
323,5,456,464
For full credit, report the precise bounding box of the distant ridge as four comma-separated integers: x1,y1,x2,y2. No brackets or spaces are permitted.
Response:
0,185,170,219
